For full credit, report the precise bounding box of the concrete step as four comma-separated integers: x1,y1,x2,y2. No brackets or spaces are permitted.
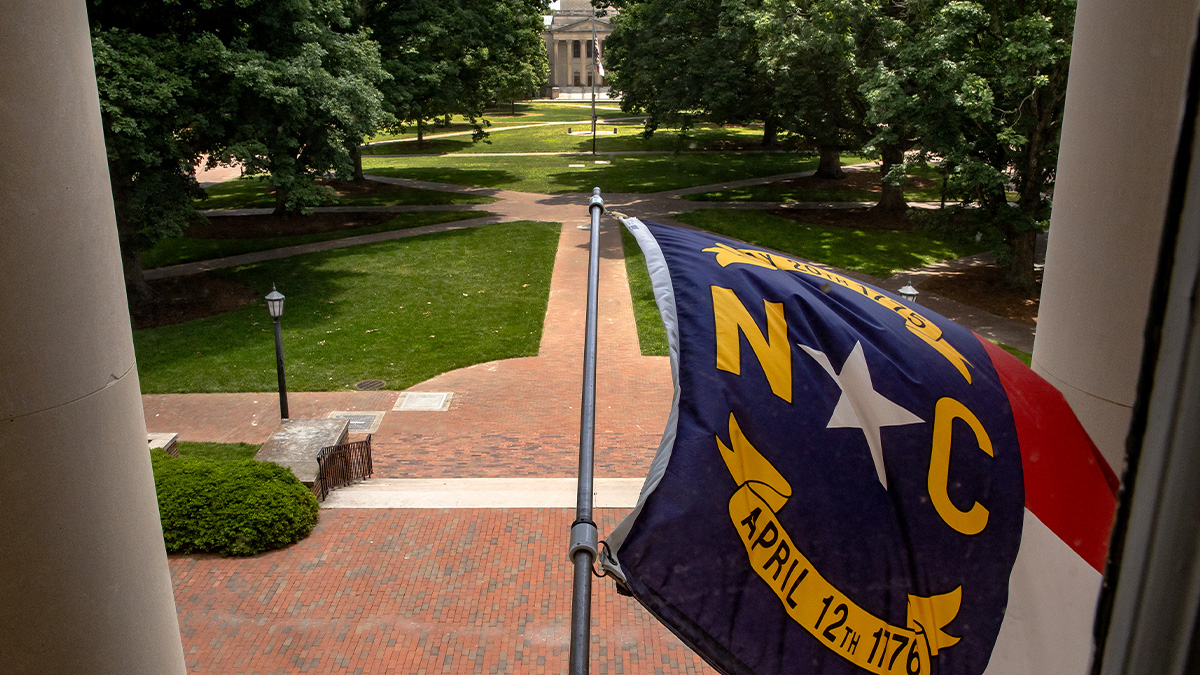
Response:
320,477,645,509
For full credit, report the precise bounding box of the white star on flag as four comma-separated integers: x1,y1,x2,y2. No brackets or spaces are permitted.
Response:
800,342,924,490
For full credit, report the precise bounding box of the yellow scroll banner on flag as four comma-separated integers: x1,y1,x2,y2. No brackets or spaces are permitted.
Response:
703,243,973,384
718,413,962,675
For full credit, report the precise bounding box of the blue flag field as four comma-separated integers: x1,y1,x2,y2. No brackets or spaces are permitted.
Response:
603,219,1118,675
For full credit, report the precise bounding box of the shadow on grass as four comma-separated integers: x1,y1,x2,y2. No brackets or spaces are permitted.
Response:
676,209,980,280
134,222,560,394
540,154,820,194
365,166,522,190
363,137,477,155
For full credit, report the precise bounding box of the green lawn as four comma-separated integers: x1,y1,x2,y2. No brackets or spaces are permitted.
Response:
363,152,827,194
134,221,559,394
364,101,635,143
176,441,261,461
622,211,987,355
142,210,488,269
363,123,768,156
995,342,1033,366
197,177,492,210
683,165,943,203
620,225,669,356
675,210,983,279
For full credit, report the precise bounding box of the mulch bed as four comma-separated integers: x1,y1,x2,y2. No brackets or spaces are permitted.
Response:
189,211,398,239
770,167,938,203
192,179,414,239
921,264,1041,326
130,275,258,330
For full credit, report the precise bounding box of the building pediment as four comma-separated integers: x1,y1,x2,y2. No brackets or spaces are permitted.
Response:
547,16,611,34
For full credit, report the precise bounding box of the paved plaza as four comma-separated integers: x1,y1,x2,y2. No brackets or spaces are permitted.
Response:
148,167,1035,673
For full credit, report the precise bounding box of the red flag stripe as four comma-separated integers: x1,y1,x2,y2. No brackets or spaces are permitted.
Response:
978,337,1118,572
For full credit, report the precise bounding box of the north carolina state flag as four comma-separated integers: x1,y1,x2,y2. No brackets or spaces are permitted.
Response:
604,219,1118,675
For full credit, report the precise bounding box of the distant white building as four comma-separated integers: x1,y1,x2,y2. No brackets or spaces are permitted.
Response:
543,0,614,99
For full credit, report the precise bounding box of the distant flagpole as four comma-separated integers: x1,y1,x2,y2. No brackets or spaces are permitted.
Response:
590,10,598,156
568,188,604,675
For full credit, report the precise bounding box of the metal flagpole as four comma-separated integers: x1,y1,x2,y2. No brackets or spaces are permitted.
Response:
591,12,598,155
568,188,604,675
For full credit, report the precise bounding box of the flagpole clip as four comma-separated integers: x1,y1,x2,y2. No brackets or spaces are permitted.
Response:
569,518,599,561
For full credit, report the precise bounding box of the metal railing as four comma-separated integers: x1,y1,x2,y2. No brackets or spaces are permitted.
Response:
312,434,373,501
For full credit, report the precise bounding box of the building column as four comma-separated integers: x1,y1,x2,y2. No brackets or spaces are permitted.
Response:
0,2,187,673
1034,0,1200,470
559,40,568,89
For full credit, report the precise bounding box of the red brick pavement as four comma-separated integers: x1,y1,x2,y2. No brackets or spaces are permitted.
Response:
144,391,401,445
172,510,713,675
371,217,671,479
154,194,695,672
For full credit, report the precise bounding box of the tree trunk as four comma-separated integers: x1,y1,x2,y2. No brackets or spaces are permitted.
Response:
416,119,424,149
511,100,516,115
121,244,152,305
873,144,907,212
273,185,288,217
815,147,845,179
109,171,152,303
1005,229,1038,292
762,117,779,148
350,143,364,182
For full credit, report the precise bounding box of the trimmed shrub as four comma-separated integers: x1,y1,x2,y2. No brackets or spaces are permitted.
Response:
150,450,319,556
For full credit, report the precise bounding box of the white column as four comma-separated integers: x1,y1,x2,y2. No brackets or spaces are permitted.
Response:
1034,0,1200,470
568,37,578,87
559,40,568,89
0,2,187,673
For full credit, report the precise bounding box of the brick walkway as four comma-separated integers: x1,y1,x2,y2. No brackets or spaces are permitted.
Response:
150,187,695,673
172,510,708,675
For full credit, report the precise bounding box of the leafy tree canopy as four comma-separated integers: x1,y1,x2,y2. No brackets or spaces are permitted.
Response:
362,0,549,144
603,0,781,143
861,0,1075,288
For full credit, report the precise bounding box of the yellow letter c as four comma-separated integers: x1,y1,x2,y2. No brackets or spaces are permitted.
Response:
929,397,993,536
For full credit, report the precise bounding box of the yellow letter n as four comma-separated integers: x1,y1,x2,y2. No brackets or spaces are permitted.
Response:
712,286,792,403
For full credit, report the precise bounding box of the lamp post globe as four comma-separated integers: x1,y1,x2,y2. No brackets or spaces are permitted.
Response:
266,286,285,319
266,285,289,419
898,280,919,305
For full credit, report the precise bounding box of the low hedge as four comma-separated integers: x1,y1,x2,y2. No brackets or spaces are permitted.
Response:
150,450,320,556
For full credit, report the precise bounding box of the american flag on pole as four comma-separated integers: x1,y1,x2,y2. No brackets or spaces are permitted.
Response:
603,219,1118,675
594,37,605,78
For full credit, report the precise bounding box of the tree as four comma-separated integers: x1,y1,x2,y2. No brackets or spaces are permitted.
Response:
89,0,391,300
479,0,552,111
756,0,875,178
362,0,549,155
862,0,1074,289
90,27,214,301
209,0,390,214
603,0,783,146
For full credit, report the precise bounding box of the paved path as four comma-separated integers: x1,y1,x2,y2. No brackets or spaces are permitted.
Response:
151,165,1035,673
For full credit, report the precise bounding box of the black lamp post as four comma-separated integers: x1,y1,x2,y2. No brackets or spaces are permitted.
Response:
265,285,289,419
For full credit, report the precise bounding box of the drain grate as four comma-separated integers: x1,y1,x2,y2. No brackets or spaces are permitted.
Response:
394,392,454,411
327,411,385,433
354,379,386,391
